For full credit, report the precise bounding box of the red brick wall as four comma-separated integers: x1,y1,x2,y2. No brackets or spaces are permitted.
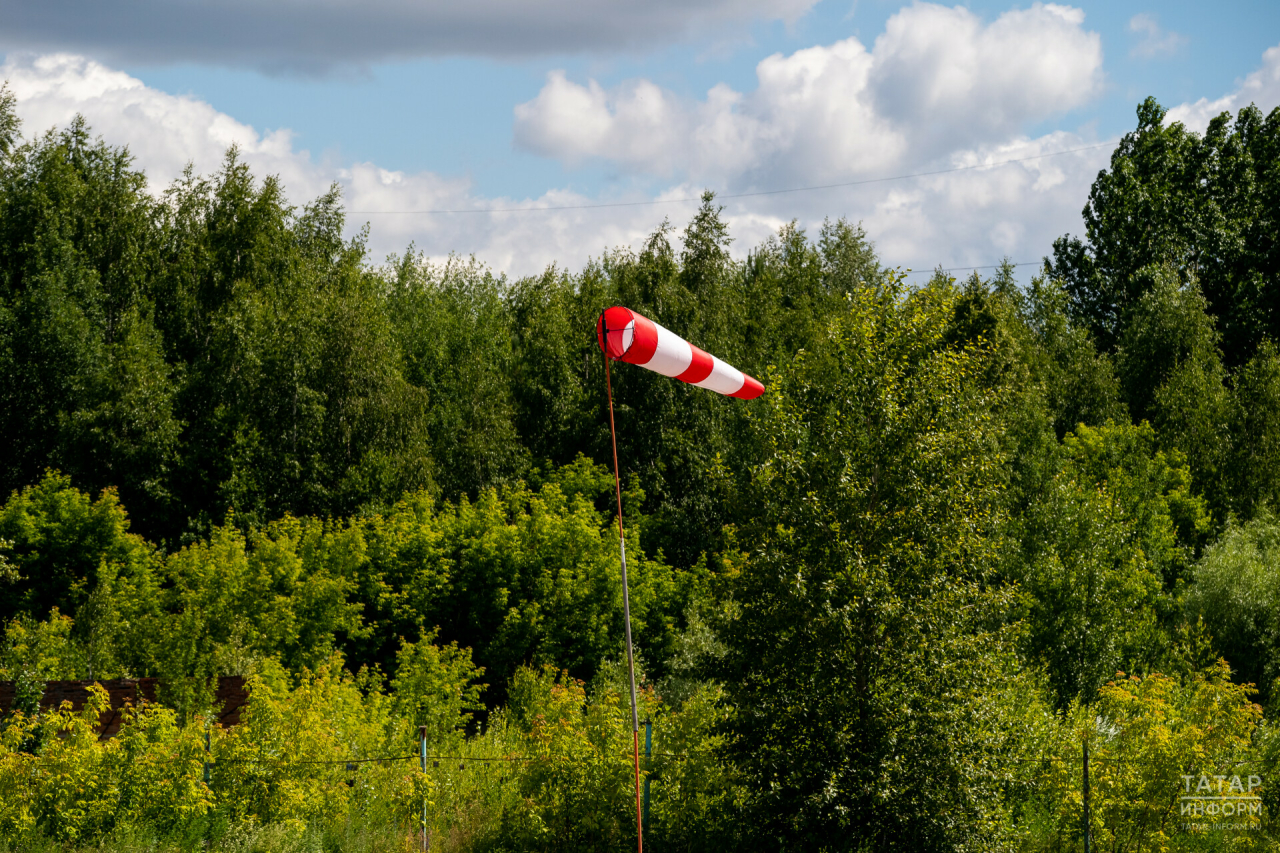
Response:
0,676,248,738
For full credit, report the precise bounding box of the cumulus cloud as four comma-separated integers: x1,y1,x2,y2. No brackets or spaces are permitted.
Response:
0,0,815,72
514,73,690,175
1128,13,1188,60
0,37,1113,284
3,54,319,195
858,133,1107,272
1167,43,1280,132
514,2,1103,188
0,53,696,276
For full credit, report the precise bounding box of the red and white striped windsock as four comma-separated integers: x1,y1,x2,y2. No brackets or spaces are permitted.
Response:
596,306,764,400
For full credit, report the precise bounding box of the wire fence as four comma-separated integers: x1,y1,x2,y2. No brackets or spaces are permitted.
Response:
8,745,1280,772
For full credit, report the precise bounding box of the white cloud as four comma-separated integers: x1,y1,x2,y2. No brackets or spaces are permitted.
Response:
1167,43,1280,132
514,73,690,175
3,54,318,195
1127,13,1188,60
860,133,1107,273
11,7,1278,294
868,3,1100,143
0,53,697,277
1,37,1112,285
514,2,1103,188
0,0,816,72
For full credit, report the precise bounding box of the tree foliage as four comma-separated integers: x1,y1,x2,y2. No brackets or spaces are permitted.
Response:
1049,97,1280,366
720,274,1030,851
3,97,1280,851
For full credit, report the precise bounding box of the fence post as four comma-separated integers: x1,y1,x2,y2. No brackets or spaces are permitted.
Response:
1082,739,1091,853
642,719,653,842
420,725,428,852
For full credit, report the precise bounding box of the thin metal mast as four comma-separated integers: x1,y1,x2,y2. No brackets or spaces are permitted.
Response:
604,353,644,853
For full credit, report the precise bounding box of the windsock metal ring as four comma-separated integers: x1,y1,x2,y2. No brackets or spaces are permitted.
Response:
597,306,764,400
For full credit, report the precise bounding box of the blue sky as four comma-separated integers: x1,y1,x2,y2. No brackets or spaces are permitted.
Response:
119,0,1280,199
2,1,1278,276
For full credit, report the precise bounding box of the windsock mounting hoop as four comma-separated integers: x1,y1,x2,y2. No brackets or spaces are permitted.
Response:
596,306,764,400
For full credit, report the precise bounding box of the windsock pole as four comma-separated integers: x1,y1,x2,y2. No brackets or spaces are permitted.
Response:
598,305,760,853
603,354,645,853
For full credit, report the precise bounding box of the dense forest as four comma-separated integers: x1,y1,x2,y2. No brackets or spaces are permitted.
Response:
2,83,1280,852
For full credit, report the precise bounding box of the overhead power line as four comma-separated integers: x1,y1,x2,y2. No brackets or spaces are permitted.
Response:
901,261,1043,275
347,142,1116,216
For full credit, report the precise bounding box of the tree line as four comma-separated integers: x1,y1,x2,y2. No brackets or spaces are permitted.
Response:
3,86,1280,851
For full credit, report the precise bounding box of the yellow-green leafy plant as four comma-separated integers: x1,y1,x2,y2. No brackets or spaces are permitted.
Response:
1021,662,1268,852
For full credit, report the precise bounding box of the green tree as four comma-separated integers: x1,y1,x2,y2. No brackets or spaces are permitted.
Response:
390,629,486,744
0,472,158,679
595,205,881,568
1014,422,1209,707
1115,269,1233,515
721,273,1031,851
1228,342,1280,518
1022,275,1128,440
1187,512,1280,702
152,156,434,536
0,83,19,161
507,262,607,472
603,201,747,568
0,118,179,533
354,457,709,702
1048,97,1280,367
1019,665,1265,852
131,514,366,713
385,250,525,499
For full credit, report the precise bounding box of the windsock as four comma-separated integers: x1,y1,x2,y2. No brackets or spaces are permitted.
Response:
597,306,764,400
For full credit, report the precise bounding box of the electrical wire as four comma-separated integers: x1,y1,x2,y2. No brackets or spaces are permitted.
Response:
346,143,1115,216
9,748,1279,771
900,261,1044,275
